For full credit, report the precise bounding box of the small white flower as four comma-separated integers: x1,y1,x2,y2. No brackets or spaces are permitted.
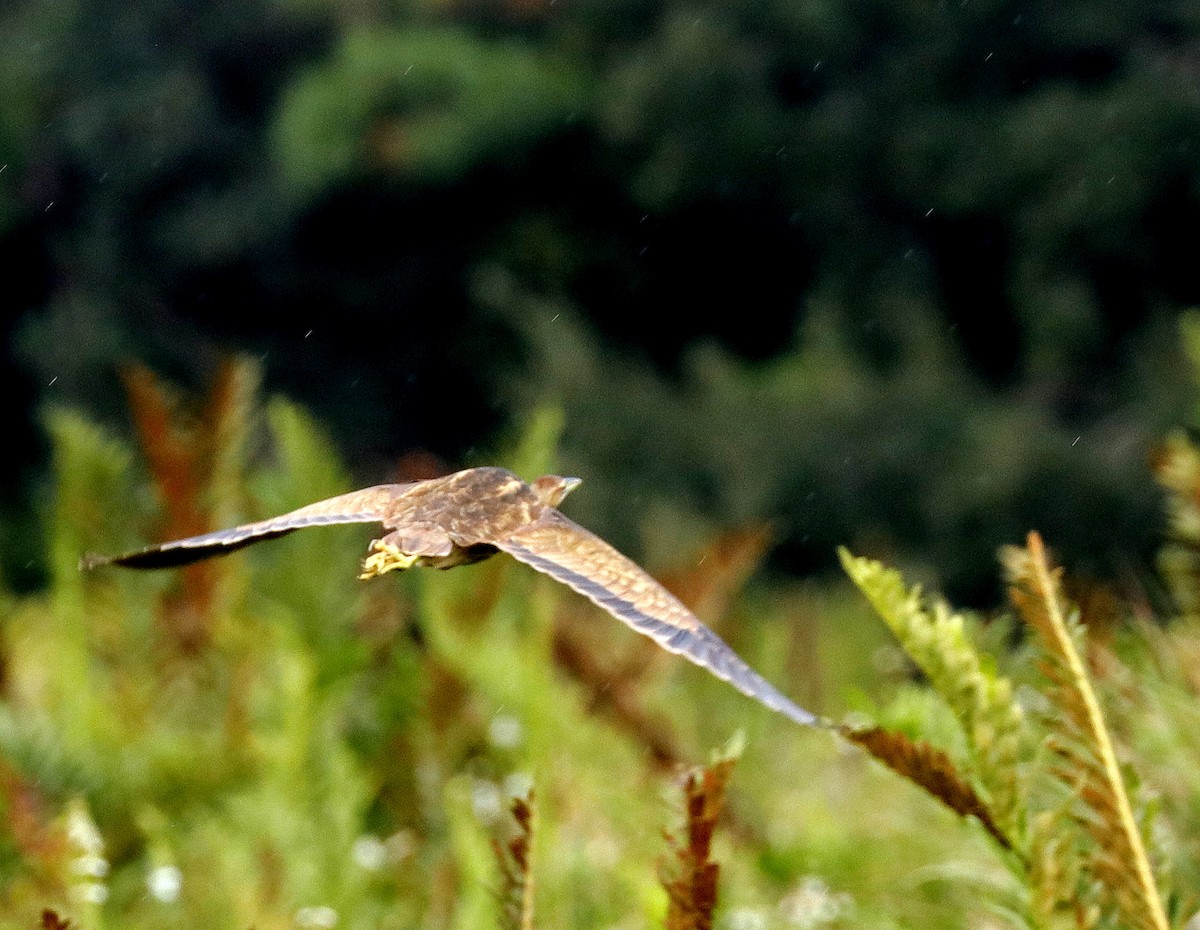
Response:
72,881,109,905
503,771,534,800
779,876,855,929
295,904,339,928
71,854,110,878
64,802,109,907
725,906,768,930
147,864,183,903
351,835,388,871
471,779,503,823
66,802,104,853
488,714,524,749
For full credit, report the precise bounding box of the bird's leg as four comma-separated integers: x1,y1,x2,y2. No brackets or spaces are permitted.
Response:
359,537,421,579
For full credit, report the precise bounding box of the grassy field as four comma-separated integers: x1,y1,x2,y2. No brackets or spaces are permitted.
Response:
1,364,1197,929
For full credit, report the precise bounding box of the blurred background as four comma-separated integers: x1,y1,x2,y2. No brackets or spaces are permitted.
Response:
4,3,1200,928
3,0,1200,600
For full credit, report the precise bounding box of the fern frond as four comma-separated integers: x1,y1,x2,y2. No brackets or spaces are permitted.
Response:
120,362,208,543
492,792,536,930
1152,432,1200,615
40,910,74,930
47,410,135,588
202,356,262,529
1026,803,1098,930
1004,532,1169,930
550,625,682,770
119,358,262,652
0,705,102,801
840,724,1011,850
839,549,1025,842
660,755,737,930
658,525,774,626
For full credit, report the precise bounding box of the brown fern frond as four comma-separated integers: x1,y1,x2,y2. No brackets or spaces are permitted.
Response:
660,757,736,930
1062,577,1125,638
659,525,774,626
840,725,1012,851
556,526,775,701
0,759,59,864
1004,532,1169,930
201,356,261,529
40,910,73,930
492,792,536,930
122,364,216,652
551,625,683,770
120,359,262,653
547,529,770,768
122,357,262,534
121,363,208,543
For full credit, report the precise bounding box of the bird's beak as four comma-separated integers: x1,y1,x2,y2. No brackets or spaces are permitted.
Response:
533,474,583,507
558,477,582,503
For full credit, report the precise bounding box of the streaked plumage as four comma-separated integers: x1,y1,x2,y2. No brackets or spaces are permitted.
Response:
82,466,818,727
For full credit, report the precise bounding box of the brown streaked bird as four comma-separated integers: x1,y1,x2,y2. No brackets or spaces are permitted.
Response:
81,466,819,727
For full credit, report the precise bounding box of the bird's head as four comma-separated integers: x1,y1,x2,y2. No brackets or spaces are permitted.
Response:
531,474,582,508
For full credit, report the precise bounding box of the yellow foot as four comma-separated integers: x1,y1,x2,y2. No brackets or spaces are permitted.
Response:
359,540,421,579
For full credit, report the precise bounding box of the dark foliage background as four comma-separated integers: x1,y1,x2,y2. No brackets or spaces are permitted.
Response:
3,0,1199,600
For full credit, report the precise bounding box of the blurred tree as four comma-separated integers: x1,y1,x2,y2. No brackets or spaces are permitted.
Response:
2,0,1199,598
273,24,583,194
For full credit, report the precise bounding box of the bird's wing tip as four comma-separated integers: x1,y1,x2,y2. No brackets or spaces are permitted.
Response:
79,552,110,572
787,706,832,729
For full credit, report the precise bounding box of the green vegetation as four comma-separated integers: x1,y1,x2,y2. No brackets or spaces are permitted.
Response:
1,364,1198,928
274,25,584,195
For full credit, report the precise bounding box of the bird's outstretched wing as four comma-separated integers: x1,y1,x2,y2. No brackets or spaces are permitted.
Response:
81,484,410,570
489,511,820,727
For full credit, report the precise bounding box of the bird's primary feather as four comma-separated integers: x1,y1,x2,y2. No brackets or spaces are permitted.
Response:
492,512,818,727
81,467,820,727
80,484,410,569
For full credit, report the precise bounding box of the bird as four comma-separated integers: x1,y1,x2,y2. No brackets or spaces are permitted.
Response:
81,466,819,727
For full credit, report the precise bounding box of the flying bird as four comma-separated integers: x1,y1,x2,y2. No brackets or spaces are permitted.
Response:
82,467,818,727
